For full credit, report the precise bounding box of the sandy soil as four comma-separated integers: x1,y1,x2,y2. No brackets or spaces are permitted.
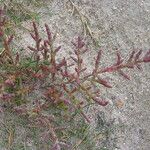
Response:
3,0,150,150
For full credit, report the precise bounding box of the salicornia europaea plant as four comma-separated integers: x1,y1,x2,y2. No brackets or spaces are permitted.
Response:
0,9,150,149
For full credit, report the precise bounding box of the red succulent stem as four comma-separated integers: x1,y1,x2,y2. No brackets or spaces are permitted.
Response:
98,60,143,74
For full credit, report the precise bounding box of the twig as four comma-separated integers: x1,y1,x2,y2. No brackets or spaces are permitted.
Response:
67,0,99,46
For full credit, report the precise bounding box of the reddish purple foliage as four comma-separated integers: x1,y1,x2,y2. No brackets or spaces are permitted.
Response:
0,20,150,149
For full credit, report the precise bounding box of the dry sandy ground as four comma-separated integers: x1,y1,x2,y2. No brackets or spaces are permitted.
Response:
3,0,150,150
